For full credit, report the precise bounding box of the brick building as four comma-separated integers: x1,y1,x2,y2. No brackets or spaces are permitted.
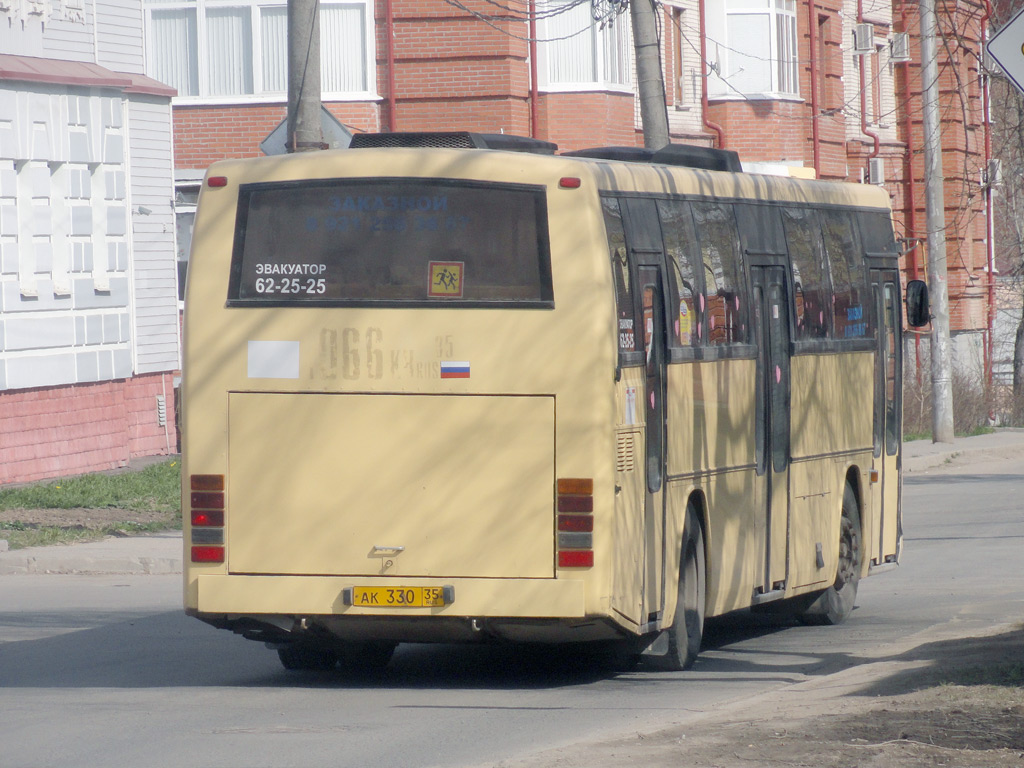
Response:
149,0,996,382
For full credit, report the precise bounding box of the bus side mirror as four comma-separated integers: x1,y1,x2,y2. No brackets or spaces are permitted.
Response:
905,280,930,328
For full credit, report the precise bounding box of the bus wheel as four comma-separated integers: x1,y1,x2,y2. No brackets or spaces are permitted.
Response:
650,504,706,671
277,643,338,671
801,484,861,626
336,641,397,671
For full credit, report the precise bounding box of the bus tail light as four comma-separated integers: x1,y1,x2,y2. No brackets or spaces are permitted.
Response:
191,546,225,563
190,474,226,564
557,478,593,568
558,550,594,568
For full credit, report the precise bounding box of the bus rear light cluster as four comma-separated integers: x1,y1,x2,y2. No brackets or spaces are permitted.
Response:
557,478,594,568
190,474,225,563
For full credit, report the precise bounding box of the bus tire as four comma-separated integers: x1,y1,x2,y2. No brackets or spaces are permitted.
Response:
337,641,397,671
277,643,338,671
801,484,861,625
650,504,706,671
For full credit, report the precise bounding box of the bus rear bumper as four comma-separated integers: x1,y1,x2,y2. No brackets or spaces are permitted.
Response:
190,574,626,644
195,574,585,616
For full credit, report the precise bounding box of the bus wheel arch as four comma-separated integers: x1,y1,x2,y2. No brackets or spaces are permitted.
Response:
649,498,707,670
800,480,862,626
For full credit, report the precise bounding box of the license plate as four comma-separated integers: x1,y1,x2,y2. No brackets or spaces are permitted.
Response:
348,586,449,608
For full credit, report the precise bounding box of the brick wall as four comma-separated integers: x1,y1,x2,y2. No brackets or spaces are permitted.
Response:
173,103,380,170
0,373,178,485
539,92,639,152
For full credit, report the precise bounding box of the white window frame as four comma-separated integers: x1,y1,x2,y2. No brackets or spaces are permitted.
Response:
707,0,800,100
144,0,377,105
537,1,633,93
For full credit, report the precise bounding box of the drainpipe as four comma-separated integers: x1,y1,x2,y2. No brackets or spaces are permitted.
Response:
858,0,881,166
529,0,539,138
982,0,995,408
698,0,726,148
900,2,921,379
808,0,821,176
386,0,397,131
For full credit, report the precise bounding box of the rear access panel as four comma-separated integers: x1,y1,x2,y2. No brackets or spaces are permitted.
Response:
226,393,555,578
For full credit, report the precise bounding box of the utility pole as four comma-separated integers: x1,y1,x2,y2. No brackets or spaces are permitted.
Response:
920,0,955,442
629,0,670,149
288,0,323,153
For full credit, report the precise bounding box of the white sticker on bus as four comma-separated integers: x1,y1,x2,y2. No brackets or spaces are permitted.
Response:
625,387,637,425
247,340,300,379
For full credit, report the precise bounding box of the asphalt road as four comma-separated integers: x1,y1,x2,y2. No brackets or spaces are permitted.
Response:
1,450,1022,768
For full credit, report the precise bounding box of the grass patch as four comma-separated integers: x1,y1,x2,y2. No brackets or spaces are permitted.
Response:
938,661,1024,687
0,460,181,550
0,525,101,550
0,460,181,513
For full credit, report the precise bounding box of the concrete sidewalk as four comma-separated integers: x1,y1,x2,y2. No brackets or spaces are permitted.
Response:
1,429,1022,576
0,530,183,576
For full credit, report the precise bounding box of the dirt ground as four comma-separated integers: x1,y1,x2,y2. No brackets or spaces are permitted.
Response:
0,507,173,530
498,624,1024,768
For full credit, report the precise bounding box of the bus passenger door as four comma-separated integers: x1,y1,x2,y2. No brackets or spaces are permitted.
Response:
750,264,791,600
870,270,903,566
637,260,669,625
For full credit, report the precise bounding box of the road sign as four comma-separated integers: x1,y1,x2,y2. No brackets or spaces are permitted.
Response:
987,6,1024,96
260,106,353,156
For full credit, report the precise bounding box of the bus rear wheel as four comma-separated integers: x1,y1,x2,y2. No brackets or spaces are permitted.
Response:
277,643,338,671
801,484,861,625
650,504,706,671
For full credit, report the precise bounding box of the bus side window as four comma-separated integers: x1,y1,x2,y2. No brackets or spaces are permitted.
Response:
603,198,638,356
821,210,871,340
656,199,702,347
782,207,832,339
692,201,747,346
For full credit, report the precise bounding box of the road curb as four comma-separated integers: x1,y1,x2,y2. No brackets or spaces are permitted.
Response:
0,532,183,576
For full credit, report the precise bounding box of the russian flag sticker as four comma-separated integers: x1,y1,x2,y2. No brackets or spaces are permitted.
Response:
440,361,471,379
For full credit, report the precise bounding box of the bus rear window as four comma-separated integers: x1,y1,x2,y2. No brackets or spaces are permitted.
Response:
227,178,553,307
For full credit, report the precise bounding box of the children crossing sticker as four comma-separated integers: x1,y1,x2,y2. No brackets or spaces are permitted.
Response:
428,261,464,298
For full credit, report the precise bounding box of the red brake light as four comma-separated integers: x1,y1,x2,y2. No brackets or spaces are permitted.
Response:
191,546,224,563
190,491,225,509
192,510,225,527
557,495,594,513
558,514,594,532
207,176,228,188
558,550,594,568
558,177,581,189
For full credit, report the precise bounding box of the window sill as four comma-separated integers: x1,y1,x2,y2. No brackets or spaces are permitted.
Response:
171,92,380,107
708,93,805,104
541,83,635,96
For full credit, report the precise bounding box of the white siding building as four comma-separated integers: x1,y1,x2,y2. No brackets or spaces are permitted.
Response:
0,0,179,483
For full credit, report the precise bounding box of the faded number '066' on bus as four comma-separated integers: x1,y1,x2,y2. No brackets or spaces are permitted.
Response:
181,132,929,672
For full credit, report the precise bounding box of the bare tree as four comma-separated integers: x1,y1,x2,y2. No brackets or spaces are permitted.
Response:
991,73,1024,408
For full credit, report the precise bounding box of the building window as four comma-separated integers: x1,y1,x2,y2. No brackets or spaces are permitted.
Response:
145,0,373,102
670,6,690,108
707,0,799,99
817,14,829,110
539,1,632,90
869,43,883,125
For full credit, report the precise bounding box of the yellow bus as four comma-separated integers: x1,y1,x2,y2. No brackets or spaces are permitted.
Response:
181,133,929,672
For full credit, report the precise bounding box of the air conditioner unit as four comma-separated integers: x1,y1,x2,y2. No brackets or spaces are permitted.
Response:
889,32,911,63
868,157,885,185
853,23,875,54
983,158,1003,188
